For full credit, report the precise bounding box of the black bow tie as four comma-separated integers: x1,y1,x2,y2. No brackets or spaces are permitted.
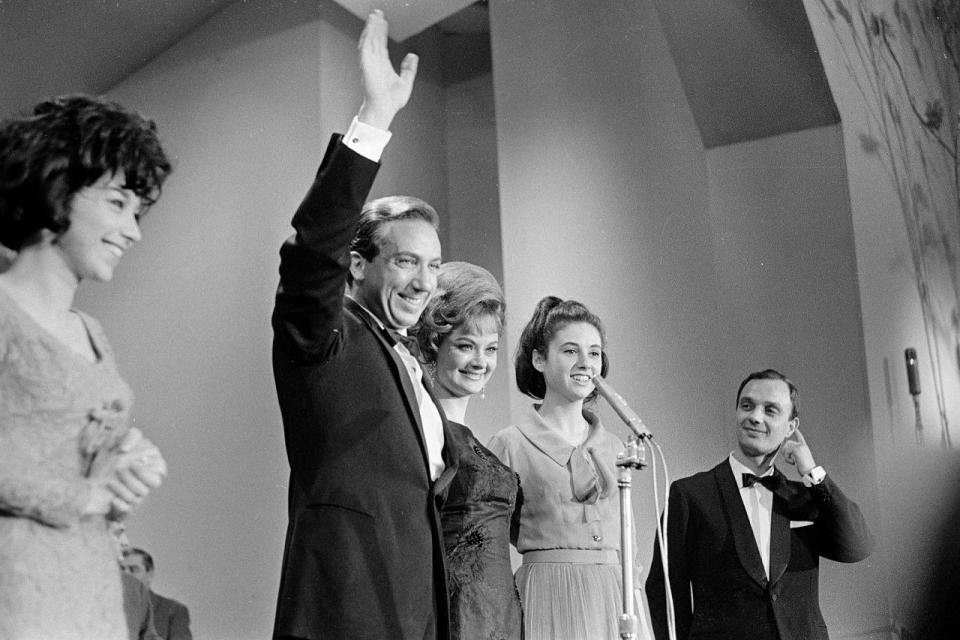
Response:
384,327,418,353
742,473,779,491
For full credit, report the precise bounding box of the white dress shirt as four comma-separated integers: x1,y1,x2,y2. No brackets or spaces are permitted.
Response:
392,332,445,480
729,454,774,579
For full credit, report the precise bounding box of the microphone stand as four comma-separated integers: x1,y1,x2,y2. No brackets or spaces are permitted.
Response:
592,376,654,639
615,436,647,640
912,393,923,445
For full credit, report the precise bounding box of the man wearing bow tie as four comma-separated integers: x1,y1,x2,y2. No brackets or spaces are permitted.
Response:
271,10,451,640
645,369,873,640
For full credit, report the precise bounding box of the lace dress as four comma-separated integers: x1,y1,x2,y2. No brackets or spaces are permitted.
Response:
0,287,132,640
438,421,523,640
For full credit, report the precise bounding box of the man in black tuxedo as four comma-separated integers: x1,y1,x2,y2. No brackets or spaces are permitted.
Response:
645,369,873,640
271,11,451,640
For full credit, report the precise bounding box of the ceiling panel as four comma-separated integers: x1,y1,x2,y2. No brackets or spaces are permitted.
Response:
0,0,235,117
331,0,478,41
0,0,480,120
653,0,838,148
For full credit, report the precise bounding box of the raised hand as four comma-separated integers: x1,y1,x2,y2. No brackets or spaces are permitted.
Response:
780,428,816,475
357,10,419,130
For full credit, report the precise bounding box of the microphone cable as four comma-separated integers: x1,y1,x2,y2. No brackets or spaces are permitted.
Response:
648,439,677,640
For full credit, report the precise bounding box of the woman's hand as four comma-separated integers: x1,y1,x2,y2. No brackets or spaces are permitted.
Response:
84,428,167,517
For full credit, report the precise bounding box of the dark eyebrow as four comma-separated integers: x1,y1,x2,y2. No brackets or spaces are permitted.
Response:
741,395,783,411
391,250,441,260
558,342,602,350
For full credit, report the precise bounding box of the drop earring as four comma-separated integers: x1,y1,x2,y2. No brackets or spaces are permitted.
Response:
481,386,486,400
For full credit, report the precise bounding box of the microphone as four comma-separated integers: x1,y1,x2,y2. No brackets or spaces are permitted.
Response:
592,375,652,439
904,347,924,444
904,348,920,396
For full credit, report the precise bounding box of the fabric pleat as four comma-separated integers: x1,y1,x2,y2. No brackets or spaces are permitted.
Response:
516,561,621,640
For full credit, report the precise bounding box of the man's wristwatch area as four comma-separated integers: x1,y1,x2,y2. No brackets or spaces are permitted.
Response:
801,465,826,487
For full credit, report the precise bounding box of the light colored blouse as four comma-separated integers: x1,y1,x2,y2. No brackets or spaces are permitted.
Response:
488,404,623,554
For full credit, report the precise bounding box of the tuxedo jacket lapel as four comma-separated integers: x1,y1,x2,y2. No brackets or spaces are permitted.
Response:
768,470,792,586
344,298,432,473
714,463,769,588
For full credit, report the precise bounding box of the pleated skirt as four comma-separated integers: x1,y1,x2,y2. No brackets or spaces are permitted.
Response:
516,555,623,640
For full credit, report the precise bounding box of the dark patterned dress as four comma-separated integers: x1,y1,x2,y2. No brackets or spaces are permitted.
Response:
438,421,523,640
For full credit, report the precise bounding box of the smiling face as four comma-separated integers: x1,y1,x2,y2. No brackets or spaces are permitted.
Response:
433,314,500,399
54,171,143,283
736,378,798,459
350,219,441,330
533,321,603,404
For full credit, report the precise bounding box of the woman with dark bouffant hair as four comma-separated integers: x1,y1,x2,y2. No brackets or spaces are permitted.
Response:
488,296,623,640
0,94,171,639
414,261,522,640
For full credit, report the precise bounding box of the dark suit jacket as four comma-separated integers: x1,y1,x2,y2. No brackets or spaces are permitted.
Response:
149,591,191,640
121,571,160,640
645,460,872,640
272,135,451,640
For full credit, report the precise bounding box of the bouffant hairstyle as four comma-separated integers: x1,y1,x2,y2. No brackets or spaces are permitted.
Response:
347,195,439,286
414,261,505,364
0,94,171,251
736,369,800,420
515,295,609,401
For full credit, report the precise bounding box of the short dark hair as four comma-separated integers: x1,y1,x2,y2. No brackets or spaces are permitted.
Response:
0,94,171,250
414,261,505,363
122,547,155,573
515,295,609,401
736,369,799,419
347,195,439,286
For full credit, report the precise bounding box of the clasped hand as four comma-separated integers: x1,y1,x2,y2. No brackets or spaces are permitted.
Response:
86,427,167,518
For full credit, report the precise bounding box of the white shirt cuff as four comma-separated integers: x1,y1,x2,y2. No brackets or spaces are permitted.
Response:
342,116,391,162
801,466,826,487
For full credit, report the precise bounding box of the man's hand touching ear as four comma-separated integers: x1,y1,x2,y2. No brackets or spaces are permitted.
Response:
781,428,816,475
